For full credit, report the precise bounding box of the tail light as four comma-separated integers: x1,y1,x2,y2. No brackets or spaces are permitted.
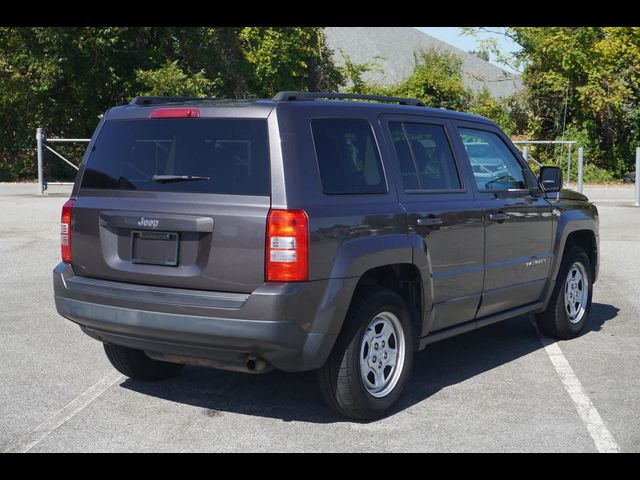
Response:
61,199,75,263
149,108,200,119
266,209,308,282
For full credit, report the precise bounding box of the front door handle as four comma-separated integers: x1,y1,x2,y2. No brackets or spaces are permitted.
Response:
489,212,510,222
417,216,443,226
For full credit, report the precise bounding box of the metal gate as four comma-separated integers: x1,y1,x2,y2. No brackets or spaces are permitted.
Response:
513,140,584,192
36,127,90,194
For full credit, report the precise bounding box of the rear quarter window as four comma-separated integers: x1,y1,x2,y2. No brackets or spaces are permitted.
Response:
81,118,270,195
310,118,387,195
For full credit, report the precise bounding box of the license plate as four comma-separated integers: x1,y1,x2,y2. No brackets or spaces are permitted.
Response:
131,230,179,266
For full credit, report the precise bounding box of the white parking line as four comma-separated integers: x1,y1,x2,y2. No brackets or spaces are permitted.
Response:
533,321,620,453
4,371,123,453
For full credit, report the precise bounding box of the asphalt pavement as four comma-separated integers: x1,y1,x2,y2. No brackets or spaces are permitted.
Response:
0,182,638,452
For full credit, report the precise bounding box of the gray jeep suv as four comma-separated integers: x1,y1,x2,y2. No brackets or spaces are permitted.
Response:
53,92,599,419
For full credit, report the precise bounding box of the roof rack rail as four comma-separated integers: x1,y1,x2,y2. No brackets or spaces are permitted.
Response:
272,91,426,107
130,96,233,106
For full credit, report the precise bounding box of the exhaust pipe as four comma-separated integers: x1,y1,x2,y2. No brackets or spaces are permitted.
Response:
245,355,268,373
145,351,272,374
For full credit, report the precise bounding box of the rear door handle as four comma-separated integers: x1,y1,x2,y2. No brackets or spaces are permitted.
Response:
489,212,510,222
417,216,443,226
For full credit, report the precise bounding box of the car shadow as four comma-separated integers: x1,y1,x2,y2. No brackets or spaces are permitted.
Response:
119,302,619,424
582,302,618,334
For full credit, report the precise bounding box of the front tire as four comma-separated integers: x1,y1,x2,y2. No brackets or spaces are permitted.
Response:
103,343,184,381
535,246,593,339
318,289,415,420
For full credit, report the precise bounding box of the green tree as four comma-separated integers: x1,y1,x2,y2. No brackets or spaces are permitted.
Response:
337,50,384,94
391,49,470,109
468,88,515,135
136,60,218,97
0,27,171,180
0,27,344,181
464,27,640,177
351,49,471,110
469,49,490,62
239,27,343,97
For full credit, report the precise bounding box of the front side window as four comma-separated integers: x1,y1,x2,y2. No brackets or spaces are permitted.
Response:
389,122,462,191
459,128,527,191
311,118,386,195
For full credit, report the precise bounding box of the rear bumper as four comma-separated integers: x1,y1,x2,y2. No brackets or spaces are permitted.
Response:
53,263,357,372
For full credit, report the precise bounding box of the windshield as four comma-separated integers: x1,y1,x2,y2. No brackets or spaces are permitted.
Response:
81,118,270,195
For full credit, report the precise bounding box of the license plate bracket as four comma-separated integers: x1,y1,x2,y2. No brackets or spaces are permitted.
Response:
131,230,179,266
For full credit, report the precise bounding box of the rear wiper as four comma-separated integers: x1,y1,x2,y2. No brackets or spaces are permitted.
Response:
152,174,211,183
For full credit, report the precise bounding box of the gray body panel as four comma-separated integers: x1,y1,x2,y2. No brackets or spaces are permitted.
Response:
408,200,485,334
73,191,270,293
540,192,599,306
376,113,485,335
477,193,553,317
54,262,356,371
54,98,599,373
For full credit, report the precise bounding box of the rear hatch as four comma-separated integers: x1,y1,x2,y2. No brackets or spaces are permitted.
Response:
71,109,272,293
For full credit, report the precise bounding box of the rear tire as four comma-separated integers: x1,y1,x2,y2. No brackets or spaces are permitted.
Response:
535,246,593,339
318,289,415,420
103,343,184,381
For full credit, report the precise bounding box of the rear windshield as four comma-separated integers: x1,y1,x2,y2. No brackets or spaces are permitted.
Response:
81,118,270,195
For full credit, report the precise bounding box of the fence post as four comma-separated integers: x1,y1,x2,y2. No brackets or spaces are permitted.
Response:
577,147,584,193
635,147,640,207
36,127,46,194
567,143,572,188
522,146,528,162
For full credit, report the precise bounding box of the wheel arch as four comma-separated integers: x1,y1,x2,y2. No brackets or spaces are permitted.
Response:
563,230,598,281
541,208,598,310
346,263,424,349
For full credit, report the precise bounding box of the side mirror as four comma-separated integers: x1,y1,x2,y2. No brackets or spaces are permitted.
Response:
539,166,562,193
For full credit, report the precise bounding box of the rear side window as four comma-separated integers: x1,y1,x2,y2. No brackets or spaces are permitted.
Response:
311,118,386,195
459,128,527,191
389,122,462,191
81,118,270,195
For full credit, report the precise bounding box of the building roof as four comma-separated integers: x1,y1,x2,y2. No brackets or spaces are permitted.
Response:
325,27,524,99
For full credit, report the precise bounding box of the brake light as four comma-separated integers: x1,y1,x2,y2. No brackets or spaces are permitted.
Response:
149,108,200,119
266,209,309,282
61,199,75,263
